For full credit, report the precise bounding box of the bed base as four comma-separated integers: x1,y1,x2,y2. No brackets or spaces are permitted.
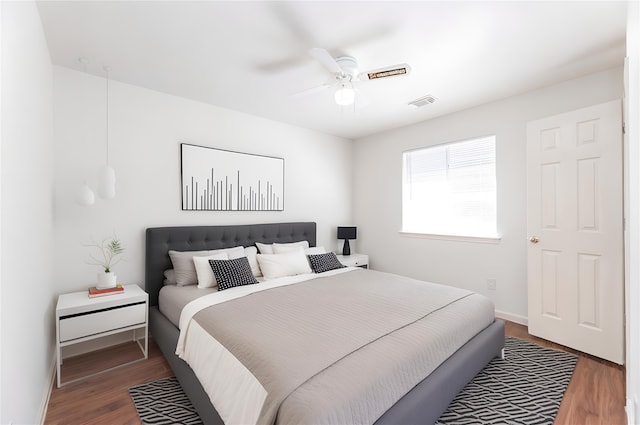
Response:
150,306,223,424
150,306,504,425
375,318,504,425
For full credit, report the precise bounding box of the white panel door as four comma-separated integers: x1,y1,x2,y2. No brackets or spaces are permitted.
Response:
527,100,624,364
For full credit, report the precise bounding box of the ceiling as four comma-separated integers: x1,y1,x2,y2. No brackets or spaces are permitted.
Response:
36,1,628,140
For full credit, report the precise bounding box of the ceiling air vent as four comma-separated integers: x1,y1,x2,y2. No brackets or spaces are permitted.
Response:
408,95,437,108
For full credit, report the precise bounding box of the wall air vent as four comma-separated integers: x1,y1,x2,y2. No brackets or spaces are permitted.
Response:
408,95,437,108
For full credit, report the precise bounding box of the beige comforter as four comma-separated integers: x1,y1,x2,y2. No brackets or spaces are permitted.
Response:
180,268,495,425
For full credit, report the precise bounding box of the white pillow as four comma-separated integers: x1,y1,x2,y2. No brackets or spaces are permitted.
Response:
257,249,313,280
272,240,311,253
304,246,326,255
255,242,274,254
203,245,246,287
244,246,262,277
212,245,245,259
194,252,229,288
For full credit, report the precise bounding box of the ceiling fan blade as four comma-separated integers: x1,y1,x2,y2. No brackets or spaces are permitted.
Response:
291,82,333,98
360,63,411,81
309,48,343,75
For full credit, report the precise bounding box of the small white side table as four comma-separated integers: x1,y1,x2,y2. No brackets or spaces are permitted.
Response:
336,253,369,269
55,284,148,387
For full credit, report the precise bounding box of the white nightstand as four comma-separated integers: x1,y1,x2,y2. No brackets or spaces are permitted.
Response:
336,253,369,269
55,284,148,387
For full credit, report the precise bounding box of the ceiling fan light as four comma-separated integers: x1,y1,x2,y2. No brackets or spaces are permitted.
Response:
334,85,355,106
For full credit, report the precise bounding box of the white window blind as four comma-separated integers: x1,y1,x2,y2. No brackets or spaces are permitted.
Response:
402,136,497,238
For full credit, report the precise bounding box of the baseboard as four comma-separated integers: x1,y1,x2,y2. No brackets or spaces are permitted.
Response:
38,349,57,424
495,310,528,326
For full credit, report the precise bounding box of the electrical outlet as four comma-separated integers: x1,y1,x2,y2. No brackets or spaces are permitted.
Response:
487,279,497,290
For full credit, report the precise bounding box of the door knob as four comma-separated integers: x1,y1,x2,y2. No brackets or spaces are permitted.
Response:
529,236,540,243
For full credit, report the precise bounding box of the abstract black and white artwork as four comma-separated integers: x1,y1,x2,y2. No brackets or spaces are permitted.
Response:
181,143,284,211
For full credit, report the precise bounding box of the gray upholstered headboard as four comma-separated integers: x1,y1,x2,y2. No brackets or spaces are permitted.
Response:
145,222,316,306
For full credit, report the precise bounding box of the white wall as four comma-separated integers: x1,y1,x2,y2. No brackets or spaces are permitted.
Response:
1,2,56,424
353,67,623,320
53,66,352,295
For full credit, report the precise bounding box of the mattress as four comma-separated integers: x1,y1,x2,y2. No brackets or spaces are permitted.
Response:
176,268,495,425
159,284,217,327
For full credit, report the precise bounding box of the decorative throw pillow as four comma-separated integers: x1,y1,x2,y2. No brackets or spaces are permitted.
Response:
308,252,346,273
208,257,259,291
193,252,229,288
257,248,313,280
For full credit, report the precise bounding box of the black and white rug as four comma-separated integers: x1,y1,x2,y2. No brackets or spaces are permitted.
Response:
436,337,578,424
129,376,203,425
130,337,577,425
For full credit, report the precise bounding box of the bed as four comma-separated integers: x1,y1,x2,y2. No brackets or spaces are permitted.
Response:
146,222,505,425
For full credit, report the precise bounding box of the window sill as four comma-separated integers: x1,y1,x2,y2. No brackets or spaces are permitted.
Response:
399,231,502,244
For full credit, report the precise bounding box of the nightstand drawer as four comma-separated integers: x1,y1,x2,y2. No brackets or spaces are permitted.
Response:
59,302,146,342
336,253,369,269
350,258,367,267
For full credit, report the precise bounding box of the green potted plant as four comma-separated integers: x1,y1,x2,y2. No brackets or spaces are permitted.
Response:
86,237,125,289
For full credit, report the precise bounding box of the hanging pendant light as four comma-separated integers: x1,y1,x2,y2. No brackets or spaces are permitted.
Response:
98,165,116,199
98,65,116,200
75,57,96,206
76,180,95,206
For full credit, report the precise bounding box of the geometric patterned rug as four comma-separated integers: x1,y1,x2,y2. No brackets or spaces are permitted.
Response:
436,337,578,425
129,337,577,425
129,376,203,425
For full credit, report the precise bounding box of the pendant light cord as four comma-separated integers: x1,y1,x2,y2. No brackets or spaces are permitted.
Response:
104,66,111,166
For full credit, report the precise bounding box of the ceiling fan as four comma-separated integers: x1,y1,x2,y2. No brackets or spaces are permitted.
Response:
304,48,411,106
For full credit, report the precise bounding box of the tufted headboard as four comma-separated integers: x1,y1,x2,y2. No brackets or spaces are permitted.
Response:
145,222,316,306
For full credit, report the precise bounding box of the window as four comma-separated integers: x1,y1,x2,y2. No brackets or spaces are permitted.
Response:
402,136,497,239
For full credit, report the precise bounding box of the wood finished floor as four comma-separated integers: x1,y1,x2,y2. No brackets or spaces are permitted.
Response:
45,340,173,425
505,322,627,425
44,322,627,424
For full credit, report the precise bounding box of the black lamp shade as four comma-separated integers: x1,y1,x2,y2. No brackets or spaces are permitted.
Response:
337,226,357,240
337,226,357,256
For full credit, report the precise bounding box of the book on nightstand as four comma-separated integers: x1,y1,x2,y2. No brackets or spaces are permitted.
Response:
88,284,125,298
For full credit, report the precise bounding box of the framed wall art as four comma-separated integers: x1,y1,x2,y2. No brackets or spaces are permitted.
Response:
181,143,284,211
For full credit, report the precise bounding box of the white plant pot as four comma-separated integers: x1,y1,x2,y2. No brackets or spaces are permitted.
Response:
96,271,117,289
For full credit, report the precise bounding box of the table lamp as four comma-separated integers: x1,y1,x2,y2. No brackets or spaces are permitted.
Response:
337,226,357,256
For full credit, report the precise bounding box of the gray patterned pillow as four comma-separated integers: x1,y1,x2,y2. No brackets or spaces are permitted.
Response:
208,257,259,291
307,252,346,273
